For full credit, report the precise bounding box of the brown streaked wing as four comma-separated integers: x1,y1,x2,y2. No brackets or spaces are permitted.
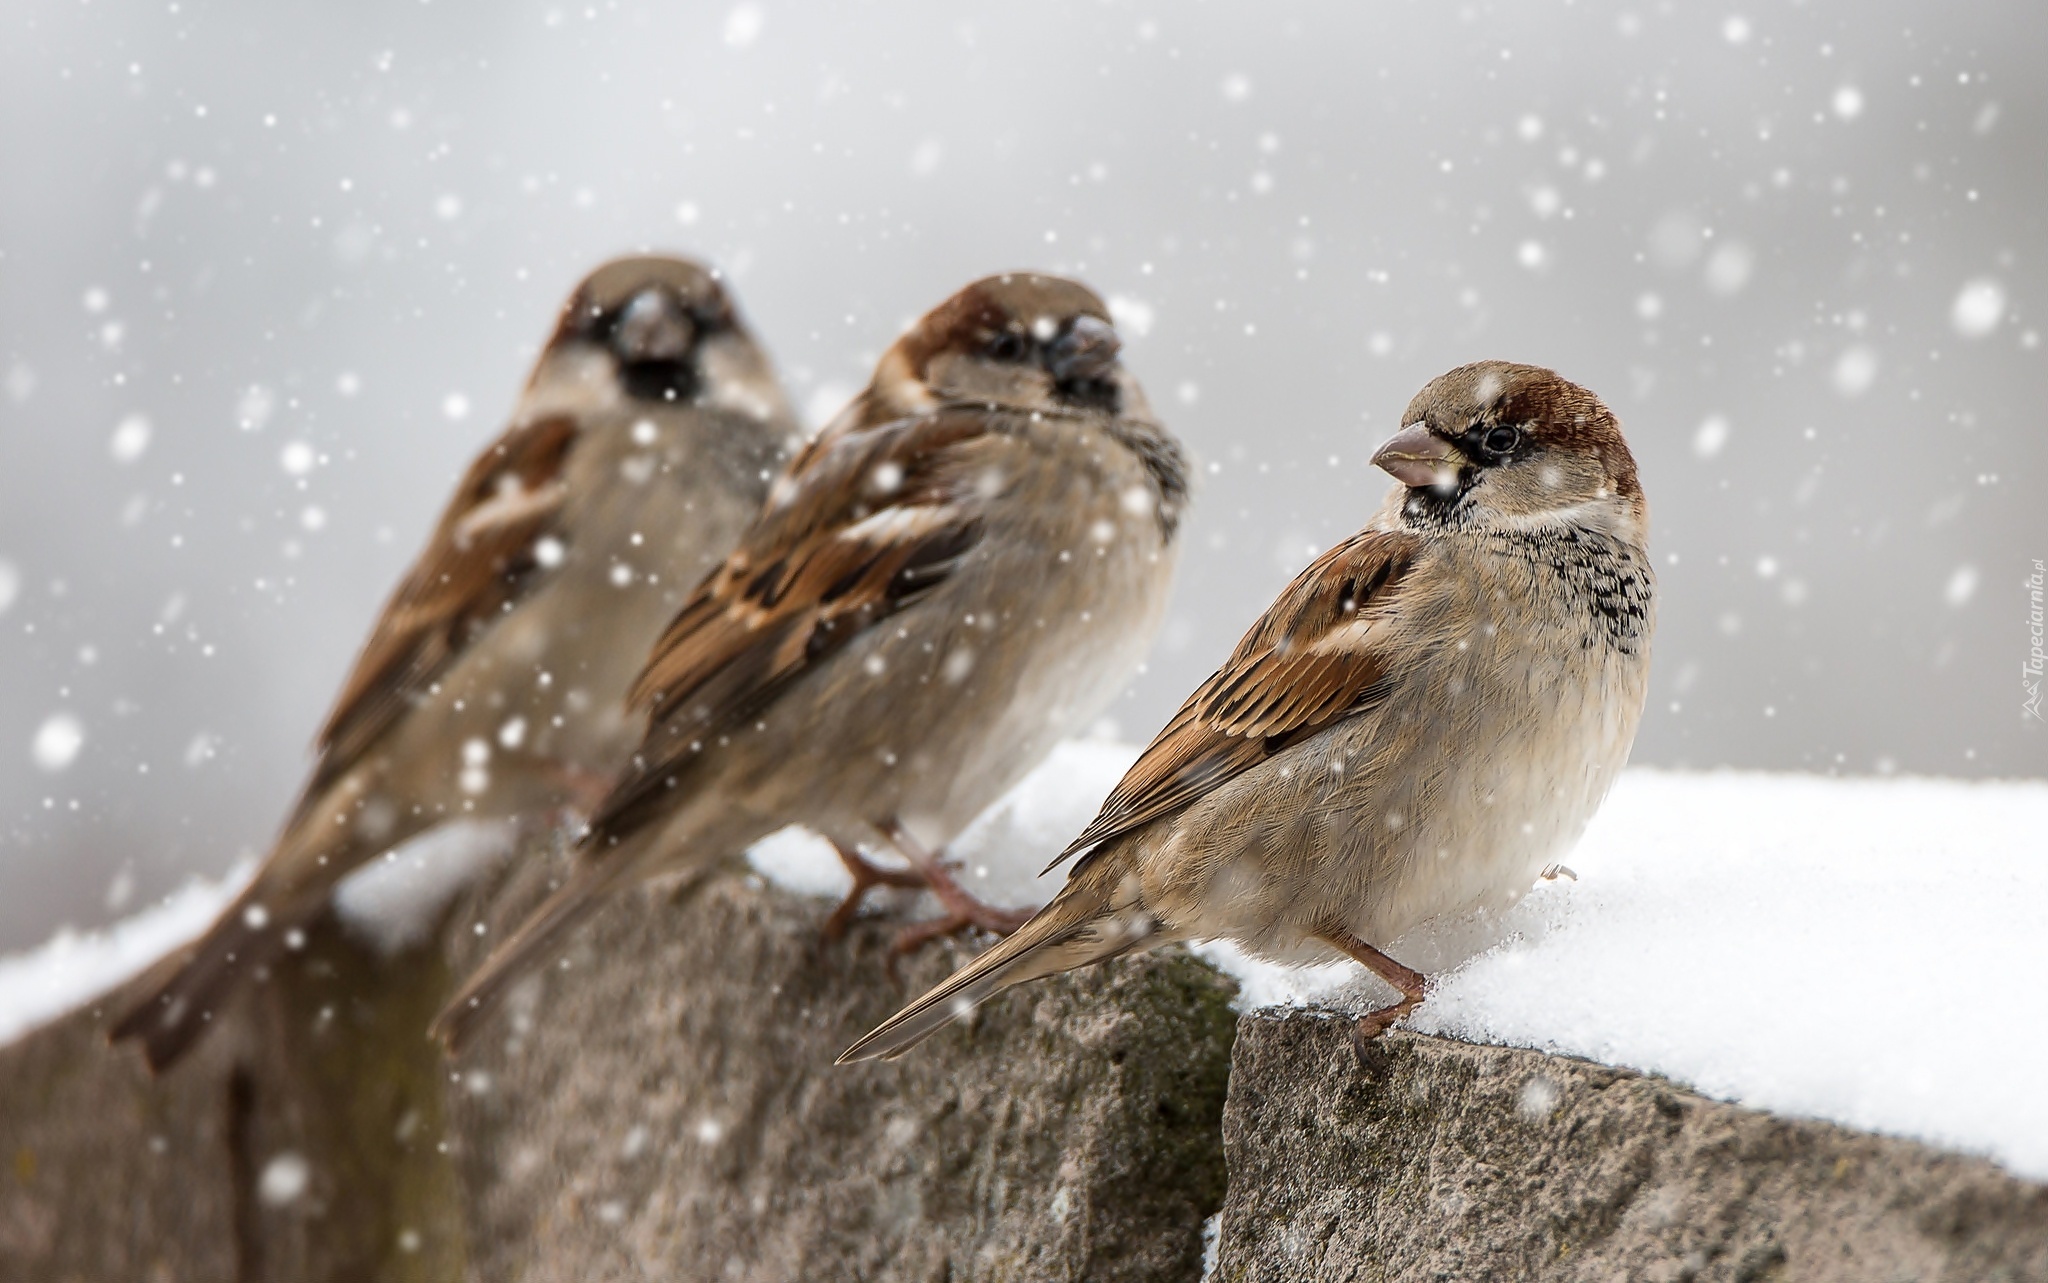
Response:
588,407,997,846
300,414,580,809
1048,529,1419,871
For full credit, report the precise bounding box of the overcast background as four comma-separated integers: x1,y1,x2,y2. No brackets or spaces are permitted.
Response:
2,0,2041,951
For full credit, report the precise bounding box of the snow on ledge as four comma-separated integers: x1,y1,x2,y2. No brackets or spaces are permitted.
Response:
0,820,518,1051
0,868,242,1049
1212,768,2048,1183
760,750,2048,1181
5,746,2044,1183
1409,769,2048,1182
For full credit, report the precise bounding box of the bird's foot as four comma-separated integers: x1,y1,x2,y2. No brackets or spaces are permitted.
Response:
1351,992,1423,1044
1539,863,1578,882
1349,993,1423,1069
821,842,929,943
846,818,1035,977
883,861,1032,975
916,857,1033,935
1319,928,1429,1064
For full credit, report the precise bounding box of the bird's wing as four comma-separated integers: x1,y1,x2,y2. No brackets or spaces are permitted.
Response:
303,414,581,804
1049,528,1420,870
589,406,999,844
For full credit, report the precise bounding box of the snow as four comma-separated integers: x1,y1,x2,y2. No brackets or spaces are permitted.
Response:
0,868,241,1047
1202,769,2048,1182
30,712,86,771
257,1152,311,1206
4,745,2043,1184
330,819,519,954
0,820,515,1048
1951,278,2008,338
1405,770,2048,1179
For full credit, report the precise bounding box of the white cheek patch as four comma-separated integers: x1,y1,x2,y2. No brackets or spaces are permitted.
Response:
874,348,938,415
707,380,779,422
688,342,781,422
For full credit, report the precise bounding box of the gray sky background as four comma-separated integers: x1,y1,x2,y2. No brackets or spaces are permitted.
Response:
2,0,2042,951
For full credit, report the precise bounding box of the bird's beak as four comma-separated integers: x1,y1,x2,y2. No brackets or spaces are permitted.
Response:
1372,423,1466,491
614,288,696,365
1046,315,1122,386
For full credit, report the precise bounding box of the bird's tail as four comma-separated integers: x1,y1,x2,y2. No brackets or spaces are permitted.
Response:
109,792,450,1073
108,877,307,1072
430,856,633,1054
838,856,1155,1063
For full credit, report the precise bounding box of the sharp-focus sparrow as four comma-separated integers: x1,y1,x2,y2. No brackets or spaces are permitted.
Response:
112,255,798,1071
841,361,1653,1062
432,272,1189,1053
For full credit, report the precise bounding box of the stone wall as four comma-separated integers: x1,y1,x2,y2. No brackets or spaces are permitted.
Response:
1218,1011,2048,1282
2,872,2043,1282
0,869,1236,1283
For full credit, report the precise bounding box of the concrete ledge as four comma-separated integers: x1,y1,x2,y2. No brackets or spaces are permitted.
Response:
8,872,2047,1282
1215,1009,2048,1282
444,871,1237,1282
0,871,1237,1282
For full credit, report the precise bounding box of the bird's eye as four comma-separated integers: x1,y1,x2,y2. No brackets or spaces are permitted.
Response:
1482,425,1521,456
986,331,1028,362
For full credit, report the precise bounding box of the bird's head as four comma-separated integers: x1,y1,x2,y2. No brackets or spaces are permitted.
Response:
868,272,1152,423
1374,361,1643,532
539,255,744,404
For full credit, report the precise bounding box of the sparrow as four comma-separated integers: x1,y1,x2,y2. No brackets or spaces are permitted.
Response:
110,255,799,1071
431,272,1189,1053
840,360,1654,1062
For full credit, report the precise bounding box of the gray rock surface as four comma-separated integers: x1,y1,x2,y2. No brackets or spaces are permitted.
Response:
444,870,1238,1283
8,879,2048,1283
1216,1009,2048,1283
0,996,242,1282
0,871,1237,1282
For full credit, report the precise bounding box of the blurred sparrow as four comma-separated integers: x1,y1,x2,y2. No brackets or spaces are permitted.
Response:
432,273,1189,1052
841,360,1653,1062
111,256,798,1071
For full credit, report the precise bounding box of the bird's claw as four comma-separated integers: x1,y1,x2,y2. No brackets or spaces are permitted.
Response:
821,844,928,943
882,894,1031,981
1348,993,1422,1067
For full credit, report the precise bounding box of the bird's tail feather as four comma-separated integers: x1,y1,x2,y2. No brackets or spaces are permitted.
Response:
108,880,306,1073
430,858,629,1054
109,806,445,1072
838,861,1149,1063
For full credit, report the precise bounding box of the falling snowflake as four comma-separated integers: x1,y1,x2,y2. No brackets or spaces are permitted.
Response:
32,714,85,771
1950,279,2006,339
723,4,763,47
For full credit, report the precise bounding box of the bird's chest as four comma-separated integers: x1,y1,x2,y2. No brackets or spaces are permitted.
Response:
1361,534,1652,927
